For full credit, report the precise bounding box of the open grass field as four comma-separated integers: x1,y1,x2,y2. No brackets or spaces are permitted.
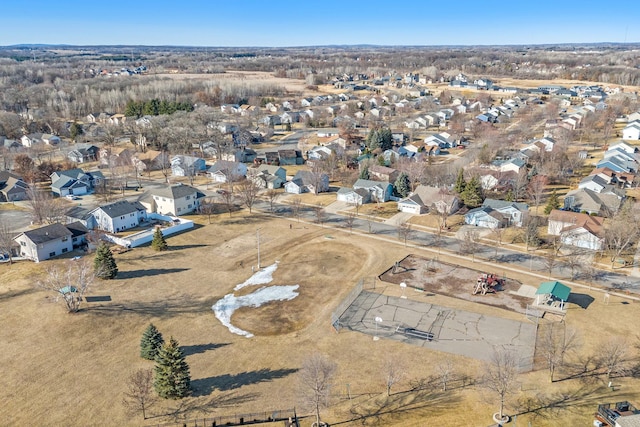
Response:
2,210,640,426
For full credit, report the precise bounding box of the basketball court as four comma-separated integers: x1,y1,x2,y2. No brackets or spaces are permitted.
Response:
338,291,536,371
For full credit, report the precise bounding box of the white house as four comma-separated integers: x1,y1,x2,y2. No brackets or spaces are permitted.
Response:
14,223,78,262
89,200,148,233
247,165,286,189
284,171,329,194
352,179,393,202
547,210,605,250
140,184,205,216
207,160,247,183
397,185,460,215
336,187,370,205
171,155,206,177
465,199,528,228
622,121,640,140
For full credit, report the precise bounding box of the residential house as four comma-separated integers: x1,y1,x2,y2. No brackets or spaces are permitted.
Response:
67,144,99,163
425,132,455,149
89,200,147,233
352,179,393,202
171,155,206,177
132,150,167,174
368,165,399,183
99,147,134,168
278,150,304,166
307,145,335,161
50,168,104,197
397,185,460,215
547,209,605,250
589,167,635,189
220,148,258,163
336,187,371,205
284,170,329,194
14,223,83,262
108,114,126,125
563,188,623,216
0,171,29,202
140,183,205,216
465,199,529,228
207,160,247,183
65,206,96,229
21,133,60,147
622,121,640,140
247,165,286,189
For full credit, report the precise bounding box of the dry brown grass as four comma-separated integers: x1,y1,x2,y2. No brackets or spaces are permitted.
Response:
2,210,640,426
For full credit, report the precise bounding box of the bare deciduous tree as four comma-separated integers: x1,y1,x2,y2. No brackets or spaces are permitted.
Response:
600,338,629,379
343,211,356,234
314,205,326,227
483,348,519,421
0,219,16,264
299,353,337,427
382,357,405,396
26,185,66,225
527,175,549,215
36,259,96,313
436,359,455,392
460,229,480,261
605,200,640,269
199,197,216,224
237,179,261,213
122,368,156,420
290,196,303,222
219,185,235,217
398,221,412,246
265,189,280,213
538,323,580,382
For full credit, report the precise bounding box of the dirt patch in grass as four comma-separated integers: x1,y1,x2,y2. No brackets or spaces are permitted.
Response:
379,255,531,314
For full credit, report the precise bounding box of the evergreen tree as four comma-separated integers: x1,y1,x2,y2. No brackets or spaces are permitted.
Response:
140,324,164,360
461,176,483,208
454,168,467,194
378,128,393,151
154,337,191,399
70,122,83,143
94,242,118,279
151,228,168,251
366,129,384,150
394,172,411,198
544,190,561,215
359,165,370,180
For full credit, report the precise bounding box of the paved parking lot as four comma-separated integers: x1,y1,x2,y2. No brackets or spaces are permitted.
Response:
339,290,536,371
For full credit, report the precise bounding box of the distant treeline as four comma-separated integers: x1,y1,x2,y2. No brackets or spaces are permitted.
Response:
124,99,194,118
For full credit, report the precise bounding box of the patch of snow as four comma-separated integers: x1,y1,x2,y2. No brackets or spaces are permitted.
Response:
234,262,279,291
212,285,299,338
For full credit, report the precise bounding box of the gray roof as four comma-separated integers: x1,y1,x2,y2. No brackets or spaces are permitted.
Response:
65,221,89,237
66,206,93,220
93,200,146,218
353,178,392,191
150,184,201,200
19,223,72,244
482,198,529,212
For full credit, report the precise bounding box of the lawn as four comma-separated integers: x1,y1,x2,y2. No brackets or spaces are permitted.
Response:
2,210,640,426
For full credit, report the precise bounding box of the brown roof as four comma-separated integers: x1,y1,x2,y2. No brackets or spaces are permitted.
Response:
548,209,604,235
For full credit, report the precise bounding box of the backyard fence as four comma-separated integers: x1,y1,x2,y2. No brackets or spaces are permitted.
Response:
150,408,298,427
331,276,376,332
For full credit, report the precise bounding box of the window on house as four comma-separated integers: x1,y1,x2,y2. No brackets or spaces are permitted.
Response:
62,248,68,253
49,252,56,257
20,241,25,246
177,207,181,212
186,195,191,200
188,204,192,209
62,237,68,242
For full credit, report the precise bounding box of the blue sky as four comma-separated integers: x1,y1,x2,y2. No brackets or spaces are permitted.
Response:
1,0,638,46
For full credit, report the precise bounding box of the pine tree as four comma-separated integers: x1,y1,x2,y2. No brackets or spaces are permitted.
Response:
154,337,191,399
394,172,411,198
94,242,118,279
151,228,168,251
461,176,483,208
544,190,561,215
454,168,467,194
140,324,164,360
359,165,370,180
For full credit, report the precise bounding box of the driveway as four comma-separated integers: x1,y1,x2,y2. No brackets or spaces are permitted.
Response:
384,211,413,226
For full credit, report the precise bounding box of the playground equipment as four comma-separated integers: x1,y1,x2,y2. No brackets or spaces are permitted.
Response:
473,273,504,295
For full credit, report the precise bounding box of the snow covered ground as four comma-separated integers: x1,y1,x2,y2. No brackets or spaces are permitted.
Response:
212,262,299,338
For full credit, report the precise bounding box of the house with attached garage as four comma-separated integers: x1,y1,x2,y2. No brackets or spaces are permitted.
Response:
397,185,460,215
563,187,624,216
284,170,329,194
368,165,399,183
89,200,148,233
14,222,87,262
351,179,394,203
207,160,247,183
548,209,605,250
465,199,529,229
0,171,29,202
336,187,371,205
171,155,206,177
622,121,640,140
67,144,99,163
50,168,105,197
139,183,205,216
246,165,286,189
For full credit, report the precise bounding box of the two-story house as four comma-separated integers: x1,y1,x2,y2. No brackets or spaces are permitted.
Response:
89,200,148,233
140,183,205,216
14,222,87,262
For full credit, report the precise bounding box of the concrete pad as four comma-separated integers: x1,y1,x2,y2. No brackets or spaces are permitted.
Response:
339,291,536,371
